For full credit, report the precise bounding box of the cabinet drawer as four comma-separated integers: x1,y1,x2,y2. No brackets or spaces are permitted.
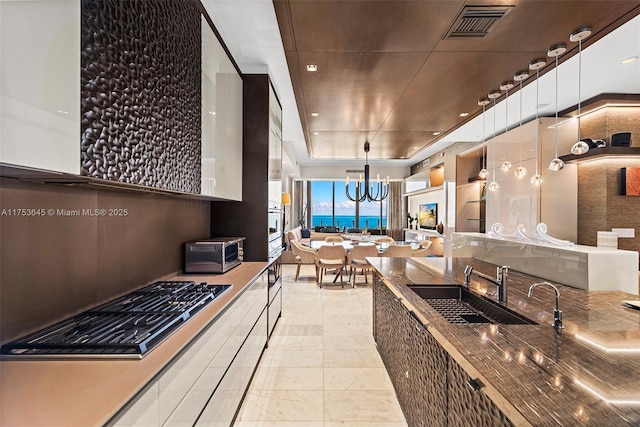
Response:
268,287,282,338
110,268,268,426
196,309,267,426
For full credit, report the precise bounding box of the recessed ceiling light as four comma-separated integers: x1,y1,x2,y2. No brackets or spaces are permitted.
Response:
432,131,441,136
311,112,319,117
306,64,318,72
57,110,69,114
620,56,638,65
459,112,469,117
313,132,319,135
208,111,216,115
413,146,420,149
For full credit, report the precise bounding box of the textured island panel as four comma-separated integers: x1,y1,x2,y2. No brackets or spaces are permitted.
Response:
374,278,447,426
447,359,513,427
80,0,201,193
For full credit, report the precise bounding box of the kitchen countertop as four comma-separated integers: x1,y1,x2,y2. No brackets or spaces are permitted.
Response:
0,262,268,427
368,256,640,426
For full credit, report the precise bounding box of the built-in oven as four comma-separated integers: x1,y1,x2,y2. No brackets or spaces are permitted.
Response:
268,201,283,263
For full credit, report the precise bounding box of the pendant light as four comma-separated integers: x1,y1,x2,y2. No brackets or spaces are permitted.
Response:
569,27,592,155
547,43,567,172
478,97,490,179
500,80,514,172
513,70,529,179
529,57,546,186
487,89,501,192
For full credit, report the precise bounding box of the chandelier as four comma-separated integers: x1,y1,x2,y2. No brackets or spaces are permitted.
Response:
345,141,389,202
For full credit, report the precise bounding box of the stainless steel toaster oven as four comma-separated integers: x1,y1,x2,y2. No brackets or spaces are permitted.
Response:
184,237,245,274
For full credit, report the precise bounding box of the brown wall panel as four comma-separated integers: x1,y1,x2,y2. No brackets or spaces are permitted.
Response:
578,107,640,268
577,159,640,267
580,107,640,146
0,179,209,342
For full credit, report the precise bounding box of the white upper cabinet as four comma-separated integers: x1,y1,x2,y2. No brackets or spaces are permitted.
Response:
201,16,243,200
0,0,80,174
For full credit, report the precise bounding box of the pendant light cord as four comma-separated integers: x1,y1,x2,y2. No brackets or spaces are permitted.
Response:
554,54,559,158
482,103,486,170
505,87,509,160
519,80,523,165
577,37,582,142
535,67,540,175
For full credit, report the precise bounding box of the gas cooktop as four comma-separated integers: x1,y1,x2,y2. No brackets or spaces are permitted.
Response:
0,281,231,359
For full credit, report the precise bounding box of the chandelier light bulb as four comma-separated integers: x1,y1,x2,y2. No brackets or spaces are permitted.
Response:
501,161,512,172
479,168,489,179
530,174,545,186
571,140,590,155
548,158,565,171
514,166,527,179
488,181,500,192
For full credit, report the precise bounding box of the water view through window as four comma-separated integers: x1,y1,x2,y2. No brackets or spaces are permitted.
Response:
311,181,386,230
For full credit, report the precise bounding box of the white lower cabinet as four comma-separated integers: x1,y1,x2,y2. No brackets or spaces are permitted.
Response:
110,269,268,427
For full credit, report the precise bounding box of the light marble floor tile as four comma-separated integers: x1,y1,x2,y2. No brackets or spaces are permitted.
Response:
237,390,324,422
324,368,394,391
251,367,323,390
271,324,324,336
259,349,324,368
323,313,371,326
235,423,323,427
323,335,375,351
323,350,384,368
324,422,407,427
324,390,406,422
323,323,372,337
267,335,324,351
233,264,406,426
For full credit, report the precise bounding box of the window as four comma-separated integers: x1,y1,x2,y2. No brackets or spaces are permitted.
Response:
310,180,386,230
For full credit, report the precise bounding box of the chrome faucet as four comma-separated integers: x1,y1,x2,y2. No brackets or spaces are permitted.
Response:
463,265,509,302
528,282,563,330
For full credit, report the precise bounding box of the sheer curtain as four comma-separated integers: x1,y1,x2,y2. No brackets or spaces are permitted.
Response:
386,181,405,240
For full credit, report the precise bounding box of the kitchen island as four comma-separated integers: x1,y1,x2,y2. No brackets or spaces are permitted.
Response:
369,256,640,426
0,261,268,426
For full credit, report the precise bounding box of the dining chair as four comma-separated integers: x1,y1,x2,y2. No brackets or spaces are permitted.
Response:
315,244,347,287
380,245,412,257
347,244,378,286
419,240,433,250
290,240,318,281
410,248,430,258
374,236,395,243
325,235,344,243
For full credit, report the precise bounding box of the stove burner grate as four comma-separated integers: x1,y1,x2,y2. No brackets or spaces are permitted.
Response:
1,281,231,358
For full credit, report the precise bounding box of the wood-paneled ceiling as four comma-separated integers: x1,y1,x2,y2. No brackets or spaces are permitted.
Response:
274,1,640,161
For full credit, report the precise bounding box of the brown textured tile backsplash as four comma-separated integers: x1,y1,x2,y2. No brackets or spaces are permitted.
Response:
578,158,640,266
580,106,640,146
0,178,210,342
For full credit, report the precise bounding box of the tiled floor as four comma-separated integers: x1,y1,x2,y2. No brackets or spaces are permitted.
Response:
234,264,407,427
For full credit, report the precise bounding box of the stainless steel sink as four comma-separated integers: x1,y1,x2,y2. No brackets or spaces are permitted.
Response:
409,284,537,325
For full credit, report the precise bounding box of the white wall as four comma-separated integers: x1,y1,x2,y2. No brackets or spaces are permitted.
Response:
485,117,578,241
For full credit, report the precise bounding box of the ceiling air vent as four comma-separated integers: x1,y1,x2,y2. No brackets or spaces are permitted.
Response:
444,6,514,39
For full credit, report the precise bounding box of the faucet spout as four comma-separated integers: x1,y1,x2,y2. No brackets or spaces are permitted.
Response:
463,264,509,302
528,282,563,329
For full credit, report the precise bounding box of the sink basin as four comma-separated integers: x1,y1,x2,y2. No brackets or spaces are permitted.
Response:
409,284,537,325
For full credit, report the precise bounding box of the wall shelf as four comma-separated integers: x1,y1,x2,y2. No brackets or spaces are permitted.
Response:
559,146,640,163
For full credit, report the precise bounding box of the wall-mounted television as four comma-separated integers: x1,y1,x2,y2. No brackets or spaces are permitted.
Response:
419,203,437,229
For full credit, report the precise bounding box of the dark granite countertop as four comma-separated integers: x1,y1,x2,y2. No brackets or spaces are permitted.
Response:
368,256,640,426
